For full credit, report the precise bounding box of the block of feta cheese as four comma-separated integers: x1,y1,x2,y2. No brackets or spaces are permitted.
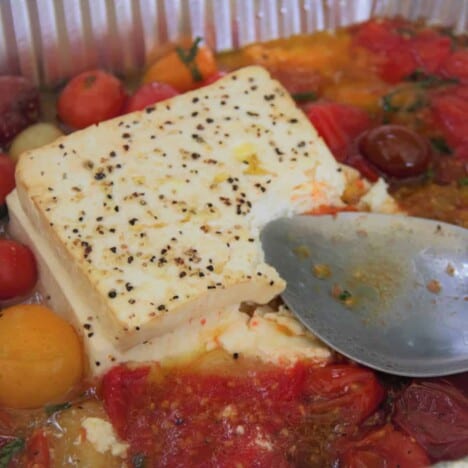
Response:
12,65,350,351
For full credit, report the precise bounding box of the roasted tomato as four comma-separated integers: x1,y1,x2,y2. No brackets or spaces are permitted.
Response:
57,70,126,129
0,76,40,145
359,125,430,178
0,239,37,300
25,430,50,468
339,424,430,468
0,154,15,207
123,82,179,113
393,380,468,462
0,304,83,408
305,102,372,161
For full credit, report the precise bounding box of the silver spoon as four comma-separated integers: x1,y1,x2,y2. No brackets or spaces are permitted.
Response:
261,213,468,377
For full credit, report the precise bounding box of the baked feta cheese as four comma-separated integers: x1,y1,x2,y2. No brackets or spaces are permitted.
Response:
13,66,350,350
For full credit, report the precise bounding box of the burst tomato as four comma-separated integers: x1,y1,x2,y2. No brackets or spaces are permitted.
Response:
393,380,468,462
305,102,371,162
340,425,430,468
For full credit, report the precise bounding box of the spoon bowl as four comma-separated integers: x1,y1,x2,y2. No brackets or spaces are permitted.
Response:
261,213,468,377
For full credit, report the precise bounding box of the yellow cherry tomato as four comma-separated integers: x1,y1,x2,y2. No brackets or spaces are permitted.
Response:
0,304,83,409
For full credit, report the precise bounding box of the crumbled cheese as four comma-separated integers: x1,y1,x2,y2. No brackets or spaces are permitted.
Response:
82,417,129,458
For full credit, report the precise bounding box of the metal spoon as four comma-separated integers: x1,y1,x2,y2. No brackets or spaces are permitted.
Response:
261,213,468,377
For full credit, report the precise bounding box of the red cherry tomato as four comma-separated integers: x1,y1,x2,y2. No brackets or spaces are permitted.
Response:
123,82,179,113
431,89,468,148
410,31,452,75
340,425,430,468
441,50,468,84
25,430,50,468
57,70,126,129
304,364,385,424
199,70,227,87
0,76,40,145
0,239,37,300
359,125,430,178
0,154,15,206
393,380,468,462
305,102,372,162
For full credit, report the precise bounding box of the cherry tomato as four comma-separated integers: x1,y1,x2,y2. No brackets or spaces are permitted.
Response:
57,70,126,129
359,125,430,178
0,76,40,145
0,154,15,206
123,82,179,113
431,88,468,147
304,364,385,424
0,239,37,300
340,425,430,468
346,152,380,182
0,304,83,408
199,70,227,87
410,31,452,75
25,430,50,468
393,380,468,462
305,102,372,162
441,50,468,84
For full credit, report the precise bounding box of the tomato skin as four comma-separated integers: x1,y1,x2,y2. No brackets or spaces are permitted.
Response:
305,102,371,162
123,82,179,113
304,364,385,424
393,380,468,462
359,125,430,178
441,50,468,84
0,239,37,300
0,154,15,206
101,365,150,438
25,430,50,468
380,46,417,84
410,31,452,75
199,70,227,87
340,425,430,468
57,70,126,129
431,88,468,148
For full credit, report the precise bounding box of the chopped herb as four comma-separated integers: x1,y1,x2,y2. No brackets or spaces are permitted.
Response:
132,453,146,468
291,91,317,103
338,290,352,301
430,137,453,155
405,70,459,88
45,401,72,416
0,438,25,468
381,92,401,113
176,37,203,82
381,87,426,117
458,177,468,187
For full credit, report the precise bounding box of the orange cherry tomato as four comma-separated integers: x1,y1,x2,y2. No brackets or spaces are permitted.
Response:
0,304,83,408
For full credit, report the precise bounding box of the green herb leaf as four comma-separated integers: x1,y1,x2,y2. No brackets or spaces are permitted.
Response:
458,177,468,187
430,137,453,155
338,290,352,301
291,91,318,103
175,37,203,82
381,92,400,113
132,453,146,468
405,70,459,88
0,438,25,468
45,401,71,416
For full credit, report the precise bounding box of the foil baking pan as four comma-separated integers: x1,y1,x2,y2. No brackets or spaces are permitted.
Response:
0,1,467,465
0,0,466,86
